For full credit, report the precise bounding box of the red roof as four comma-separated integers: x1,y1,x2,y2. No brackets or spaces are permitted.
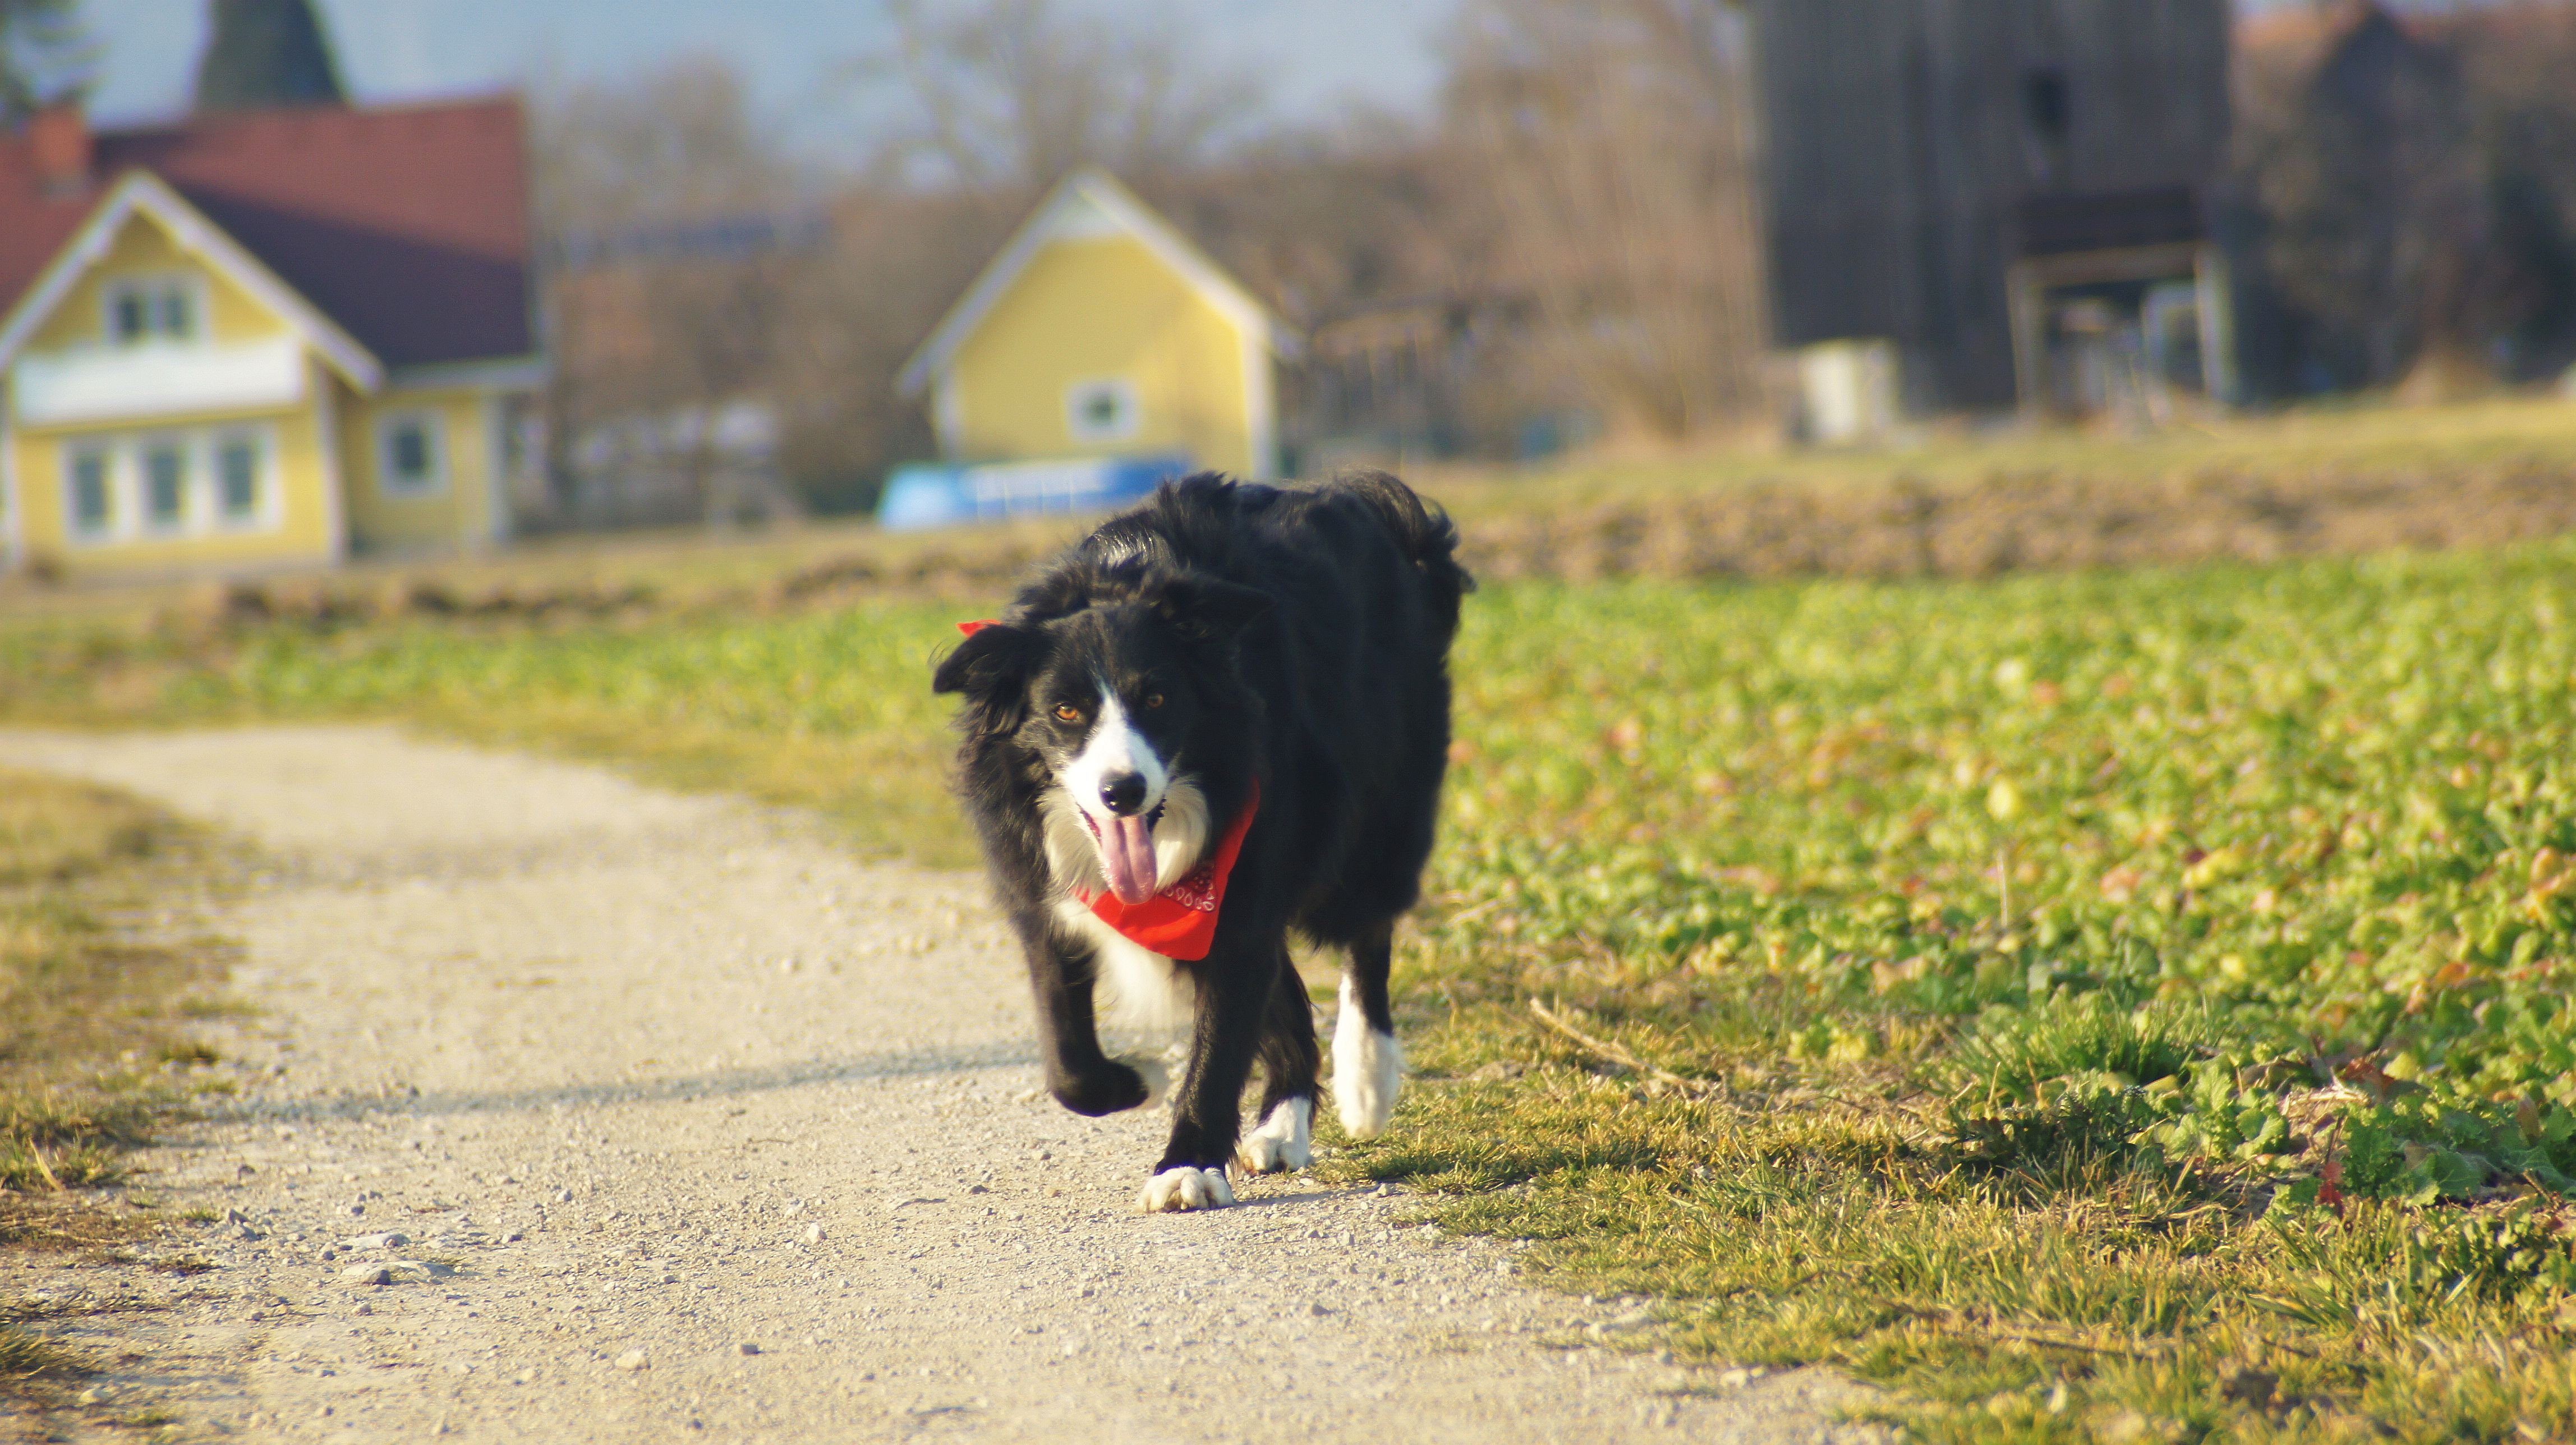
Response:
0,97,533,369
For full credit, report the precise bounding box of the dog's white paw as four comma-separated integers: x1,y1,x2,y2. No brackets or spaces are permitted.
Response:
1138,1165,1235,1212
1333,977,1404,1138
1333,1030,1401,1138
1236,1097,1313,1174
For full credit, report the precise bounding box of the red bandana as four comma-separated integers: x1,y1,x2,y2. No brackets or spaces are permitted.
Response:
1074,784,1259,962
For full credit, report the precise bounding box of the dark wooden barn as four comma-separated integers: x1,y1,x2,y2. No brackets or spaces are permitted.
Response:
1750,0,2235,418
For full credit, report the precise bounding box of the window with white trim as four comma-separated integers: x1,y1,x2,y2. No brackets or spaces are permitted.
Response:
1065,378,1141,443
377,410,448,497
66,447,112,539
215,431,264,523
141,439,188,532
102,274,203,346
56,425,282,546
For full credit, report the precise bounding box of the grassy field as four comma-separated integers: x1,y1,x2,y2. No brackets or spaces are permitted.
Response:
1368,558,2576,1443
7,393,2576,629
10,435,2576,1437
0,770,228,1416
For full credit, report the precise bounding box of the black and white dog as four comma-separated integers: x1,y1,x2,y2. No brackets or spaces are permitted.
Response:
933,471,1470,1211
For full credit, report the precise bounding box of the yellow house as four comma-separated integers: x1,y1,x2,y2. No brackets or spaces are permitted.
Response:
0,99,544,579
897,169,1293,479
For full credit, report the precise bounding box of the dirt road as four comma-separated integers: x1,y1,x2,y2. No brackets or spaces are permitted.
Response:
2,725,1873,1443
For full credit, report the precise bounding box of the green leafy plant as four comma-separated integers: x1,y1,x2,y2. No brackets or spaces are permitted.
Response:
19,522,2576,1437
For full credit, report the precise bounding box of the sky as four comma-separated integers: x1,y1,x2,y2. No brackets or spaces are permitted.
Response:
78,0,1462,154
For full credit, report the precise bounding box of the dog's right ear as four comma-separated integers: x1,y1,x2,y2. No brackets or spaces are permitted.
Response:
933,623,1042,729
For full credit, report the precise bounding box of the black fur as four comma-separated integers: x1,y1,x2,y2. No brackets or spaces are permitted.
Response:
932,471,1471,1188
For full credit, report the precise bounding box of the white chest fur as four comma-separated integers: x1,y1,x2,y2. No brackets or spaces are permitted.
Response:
1053,899,1196,1033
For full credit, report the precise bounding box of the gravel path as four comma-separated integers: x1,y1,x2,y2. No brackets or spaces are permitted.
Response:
2,725,1875,1443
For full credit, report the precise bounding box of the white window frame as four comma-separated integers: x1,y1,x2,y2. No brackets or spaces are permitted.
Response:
1064,377,1142,444
100,272,210,348
54,423,284,547
375,409,449,498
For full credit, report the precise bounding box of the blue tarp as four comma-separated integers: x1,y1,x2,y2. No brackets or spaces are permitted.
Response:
877,454,1193,532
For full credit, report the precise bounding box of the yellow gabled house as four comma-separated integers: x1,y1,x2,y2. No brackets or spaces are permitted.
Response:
897,168,1294,480
0,99,544,579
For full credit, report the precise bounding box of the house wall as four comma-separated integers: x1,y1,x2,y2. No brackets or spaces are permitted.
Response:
2,194,537,574
1751,0,2233,410
946,234,1255,476
6,384,338,576
4,210,334,576
26,210,289,352
338,381,505,553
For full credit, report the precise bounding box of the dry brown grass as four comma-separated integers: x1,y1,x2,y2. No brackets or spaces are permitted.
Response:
1460,456,2576,583
0,770,227,1415
0,772,210,1094
12,395,2576,637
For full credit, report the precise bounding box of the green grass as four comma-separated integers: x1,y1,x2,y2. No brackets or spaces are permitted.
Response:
1349,553,2576,1442
12,532,2576,1439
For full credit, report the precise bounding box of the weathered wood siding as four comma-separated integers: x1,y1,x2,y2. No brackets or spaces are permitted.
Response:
1752,0,2230,410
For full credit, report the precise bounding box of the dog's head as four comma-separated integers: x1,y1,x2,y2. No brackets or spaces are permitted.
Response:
934,570,1268,903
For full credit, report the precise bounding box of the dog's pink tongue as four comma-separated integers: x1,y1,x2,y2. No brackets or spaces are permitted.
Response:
1101,814,1159,905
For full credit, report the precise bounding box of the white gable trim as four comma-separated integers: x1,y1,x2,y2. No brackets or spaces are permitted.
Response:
0,171,385,393
896,168,1296,400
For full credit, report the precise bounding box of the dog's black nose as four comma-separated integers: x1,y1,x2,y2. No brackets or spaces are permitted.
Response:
1098,772,1149,816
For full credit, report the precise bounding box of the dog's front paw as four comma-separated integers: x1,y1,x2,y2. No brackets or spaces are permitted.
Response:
1050,1058,1156,1117
1236,1097,1312,1174
1138,1165,1235,1212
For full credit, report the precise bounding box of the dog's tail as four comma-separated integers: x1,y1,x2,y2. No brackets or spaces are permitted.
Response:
1335,470,1475,637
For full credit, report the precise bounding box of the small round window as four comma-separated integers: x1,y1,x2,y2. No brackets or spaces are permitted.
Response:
1065,378,1140,443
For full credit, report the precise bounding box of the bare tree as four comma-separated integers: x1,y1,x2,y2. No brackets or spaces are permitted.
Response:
767,184,1024,513
535,57,806,524
536,56,794,238
2456,1,2576,380
1134,134,1549,464
2233,1,2576,392
0,0,93,125
539,15,1261,527
1440,0,1770,440
528,0,1796,520
860,0,1262,191
2242,4,2482,388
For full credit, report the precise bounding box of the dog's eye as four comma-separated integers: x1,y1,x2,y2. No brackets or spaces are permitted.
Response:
1053,703,1084,724
1142,692,1165,710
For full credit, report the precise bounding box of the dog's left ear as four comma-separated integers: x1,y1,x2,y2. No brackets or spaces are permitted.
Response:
933,623,1043,733
1149,573,1272,644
